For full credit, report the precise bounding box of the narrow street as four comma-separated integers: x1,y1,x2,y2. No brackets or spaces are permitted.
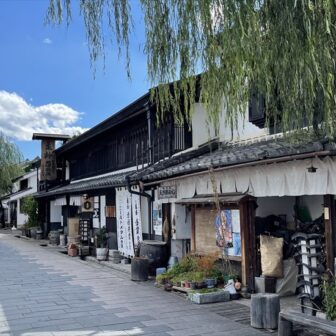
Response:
0,232,265,336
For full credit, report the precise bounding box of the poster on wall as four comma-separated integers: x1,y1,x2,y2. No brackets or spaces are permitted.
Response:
131,193,143,247
214,209,241,256
152,202,162,236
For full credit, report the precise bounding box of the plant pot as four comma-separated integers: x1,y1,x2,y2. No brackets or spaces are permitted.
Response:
68,246,78,257
196,281,205,289
205,278,216,289
190,281,197,290
185,281,191,289
181,281,186,288
96,247,108,261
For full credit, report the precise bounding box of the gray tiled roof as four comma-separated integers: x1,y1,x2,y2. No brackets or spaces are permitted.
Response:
132,137,330,182
35,171,129,198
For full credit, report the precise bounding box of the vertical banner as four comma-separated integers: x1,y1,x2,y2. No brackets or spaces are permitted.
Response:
116,189,125,255
131,193,143,247
116,188,143,257
125,190,134,257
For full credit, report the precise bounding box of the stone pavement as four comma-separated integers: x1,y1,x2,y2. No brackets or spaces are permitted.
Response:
0,232,266,336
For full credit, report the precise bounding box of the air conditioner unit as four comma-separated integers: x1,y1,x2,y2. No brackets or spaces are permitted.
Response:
81,196,94,212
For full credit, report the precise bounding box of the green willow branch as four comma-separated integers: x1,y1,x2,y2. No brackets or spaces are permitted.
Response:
47,0,336,137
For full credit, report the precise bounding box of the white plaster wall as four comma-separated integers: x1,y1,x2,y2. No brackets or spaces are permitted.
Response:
28,173,37,189
191,103,268,147
50,200,62,223
140,193,150,234
192,104,217,147
17,198,28,227
12,182,19,193
173,203,192,239
65,161,70,180
170,240,184,260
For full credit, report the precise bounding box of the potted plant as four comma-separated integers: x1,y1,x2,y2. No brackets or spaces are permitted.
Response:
95,227,108,261
20,196,41,239
193,271,205,289
68,243,78,257
197,254,218,288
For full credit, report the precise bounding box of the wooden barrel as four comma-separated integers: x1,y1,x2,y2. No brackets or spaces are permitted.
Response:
131,257,149,281
139,240,168,275
49,231,60,245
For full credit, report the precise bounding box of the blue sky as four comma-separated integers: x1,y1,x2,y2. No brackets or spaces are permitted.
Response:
0,0,149,160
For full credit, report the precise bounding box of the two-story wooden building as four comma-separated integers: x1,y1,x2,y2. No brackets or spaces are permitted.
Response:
34,92,192,255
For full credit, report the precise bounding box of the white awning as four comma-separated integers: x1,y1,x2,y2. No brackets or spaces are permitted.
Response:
54,197,66,206
174,156,336,198
69,196,81,206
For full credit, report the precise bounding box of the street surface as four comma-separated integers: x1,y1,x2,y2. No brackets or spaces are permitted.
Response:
0,233,265,336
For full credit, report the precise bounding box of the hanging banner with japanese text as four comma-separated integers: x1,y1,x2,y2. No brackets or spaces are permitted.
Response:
131,193,143,248
124,190,134,257
116,189,125,255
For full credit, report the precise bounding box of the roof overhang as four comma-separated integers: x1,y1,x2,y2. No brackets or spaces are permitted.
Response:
32,133,70,141
176,193,248,205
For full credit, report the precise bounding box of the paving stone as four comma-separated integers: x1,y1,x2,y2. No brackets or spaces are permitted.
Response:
0,233,266,336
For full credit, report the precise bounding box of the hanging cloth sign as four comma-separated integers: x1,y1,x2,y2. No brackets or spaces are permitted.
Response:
131,193,143,248
125,190,134,257
116,189,126,255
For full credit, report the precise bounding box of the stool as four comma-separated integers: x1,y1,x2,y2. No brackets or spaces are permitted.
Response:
251,293,280,329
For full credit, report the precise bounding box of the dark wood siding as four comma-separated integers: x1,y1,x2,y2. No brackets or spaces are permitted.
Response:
67,110,192,181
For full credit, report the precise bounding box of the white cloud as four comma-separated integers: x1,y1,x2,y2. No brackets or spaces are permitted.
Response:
43,37,52,44
0,91,88,141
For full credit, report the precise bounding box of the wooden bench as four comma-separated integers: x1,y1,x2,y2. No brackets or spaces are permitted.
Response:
278,310,336,336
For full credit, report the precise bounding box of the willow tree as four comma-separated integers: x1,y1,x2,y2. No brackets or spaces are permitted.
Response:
0,134,22,226
47,0,336,137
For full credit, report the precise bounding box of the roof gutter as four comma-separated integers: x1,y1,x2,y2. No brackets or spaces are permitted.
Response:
142,150,331,187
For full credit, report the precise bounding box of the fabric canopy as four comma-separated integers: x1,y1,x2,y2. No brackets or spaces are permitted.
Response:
174,156,336,198
54,197,66,206
69,196,81,206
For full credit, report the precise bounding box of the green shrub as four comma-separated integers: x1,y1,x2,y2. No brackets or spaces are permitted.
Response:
20,196,39,228
322,275,336,320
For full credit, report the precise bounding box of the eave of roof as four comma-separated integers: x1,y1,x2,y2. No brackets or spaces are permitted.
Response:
32,133,70,140
130,137,334,183
55,92,150,156
34,171,130,199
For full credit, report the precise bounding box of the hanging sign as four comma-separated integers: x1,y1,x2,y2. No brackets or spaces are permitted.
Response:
40,139,57,181
125,190,134,257
158,185,177,199
116,189,125,255
132,193,143,247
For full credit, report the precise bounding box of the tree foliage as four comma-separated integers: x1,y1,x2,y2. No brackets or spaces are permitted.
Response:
20,196,39,228
0,134,22,197
47,0,336,136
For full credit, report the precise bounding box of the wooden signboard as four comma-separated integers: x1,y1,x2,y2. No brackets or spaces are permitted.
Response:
40,139,57,181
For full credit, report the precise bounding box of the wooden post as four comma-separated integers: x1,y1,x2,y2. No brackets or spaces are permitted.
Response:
191,205,196,251
278,315,293,336
324,195,335,273
240,197,257,291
